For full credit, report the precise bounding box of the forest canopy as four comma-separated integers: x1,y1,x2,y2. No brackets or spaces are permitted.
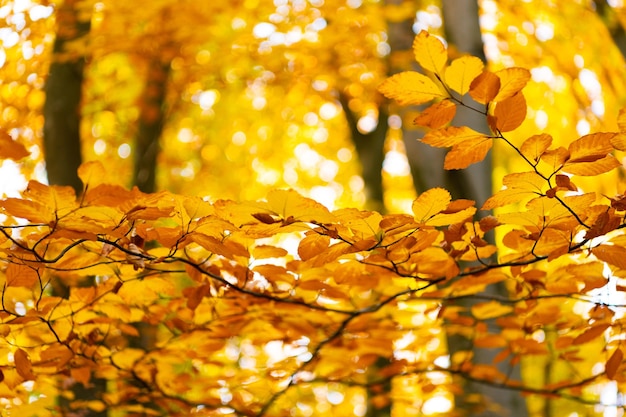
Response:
1,1,626,417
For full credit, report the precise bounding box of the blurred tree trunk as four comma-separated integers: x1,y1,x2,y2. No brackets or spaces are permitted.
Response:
43,0,89,195
43,1,108,416
593,0,626,58
340,93,388,213
133,59,171,193
383,0,528,415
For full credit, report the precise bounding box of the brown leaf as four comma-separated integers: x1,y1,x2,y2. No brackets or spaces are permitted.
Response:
606,348,623,380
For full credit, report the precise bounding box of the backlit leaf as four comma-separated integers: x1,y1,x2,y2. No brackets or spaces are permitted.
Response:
378,71,446,105
469,71,500,104
443,135,493,169
493,67,531,102
14,349,35,380
445,56,484,95
422,125,486,148
412,188,450,223
471,301,514,320
414,100,456,128
413,30,447,74
520,133,553,162
0,129,29,160
563,154,620,176
606,348,623,380
593,244,626,270
572,323,610,345
492,92,527,132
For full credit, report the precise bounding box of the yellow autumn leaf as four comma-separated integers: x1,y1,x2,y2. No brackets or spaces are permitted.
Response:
568,132,615,162
443,135,493,170
520,133,553,162
378,71,446,105
0,129,29,161
413,30,447,74
78,160,108,189
412,188,451,224
267,189,335,223
481,171,545,210
593,244,626,270
469,71,500,104
471,301,514,320
414,100,456,128
422,125,485,148
493,67,531,102
491,91,527,132
445,56,484,95
563,154,620,176
298,233,331,261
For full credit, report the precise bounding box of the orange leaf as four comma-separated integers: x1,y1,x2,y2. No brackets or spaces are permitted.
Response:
413,30,447,74
606,348,623,380
0,129,29,160
445,56,484,95
493,67,531,102
568,132,615,162
298,234,331,261
378,71,446,105
564,155,620,176
412,188,451,223
6,263,39,288
520,134,553,162
593,244,626,269
469,71,500,104
78,161,108,189
1,198,52,223
492,92,527,132
414,100,456,128
422,125,485,148
444,136,493,170
481,171,545,210
471,301,513,320
572,323,610,345
14,348,35,380
610,133,626,151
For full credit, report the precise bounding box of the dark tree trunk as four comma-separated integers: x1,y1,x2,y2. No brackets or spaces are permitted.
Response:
443,1,527,416
133,60,171,193
340,93,388,213
43,2,108,416
43,0,89,195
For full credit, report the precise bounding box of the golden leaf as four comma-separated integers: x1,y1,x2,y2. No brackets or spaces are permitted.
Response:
443,135,493,170
78,160,108,189
593,244,626,269
445,56,484,95
414,100,456,128
0,129,29,161
492,92,527,132
378,71,446,105
413,30,447,74
14,349,35,381
412,188,451,223
298,233,331,261
563,155,620,176
493,67,531,102
471,301,514,320
481,171,545,210
568,132,615,162
422,125,485,148
469,71,500,104
520,134,553,162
